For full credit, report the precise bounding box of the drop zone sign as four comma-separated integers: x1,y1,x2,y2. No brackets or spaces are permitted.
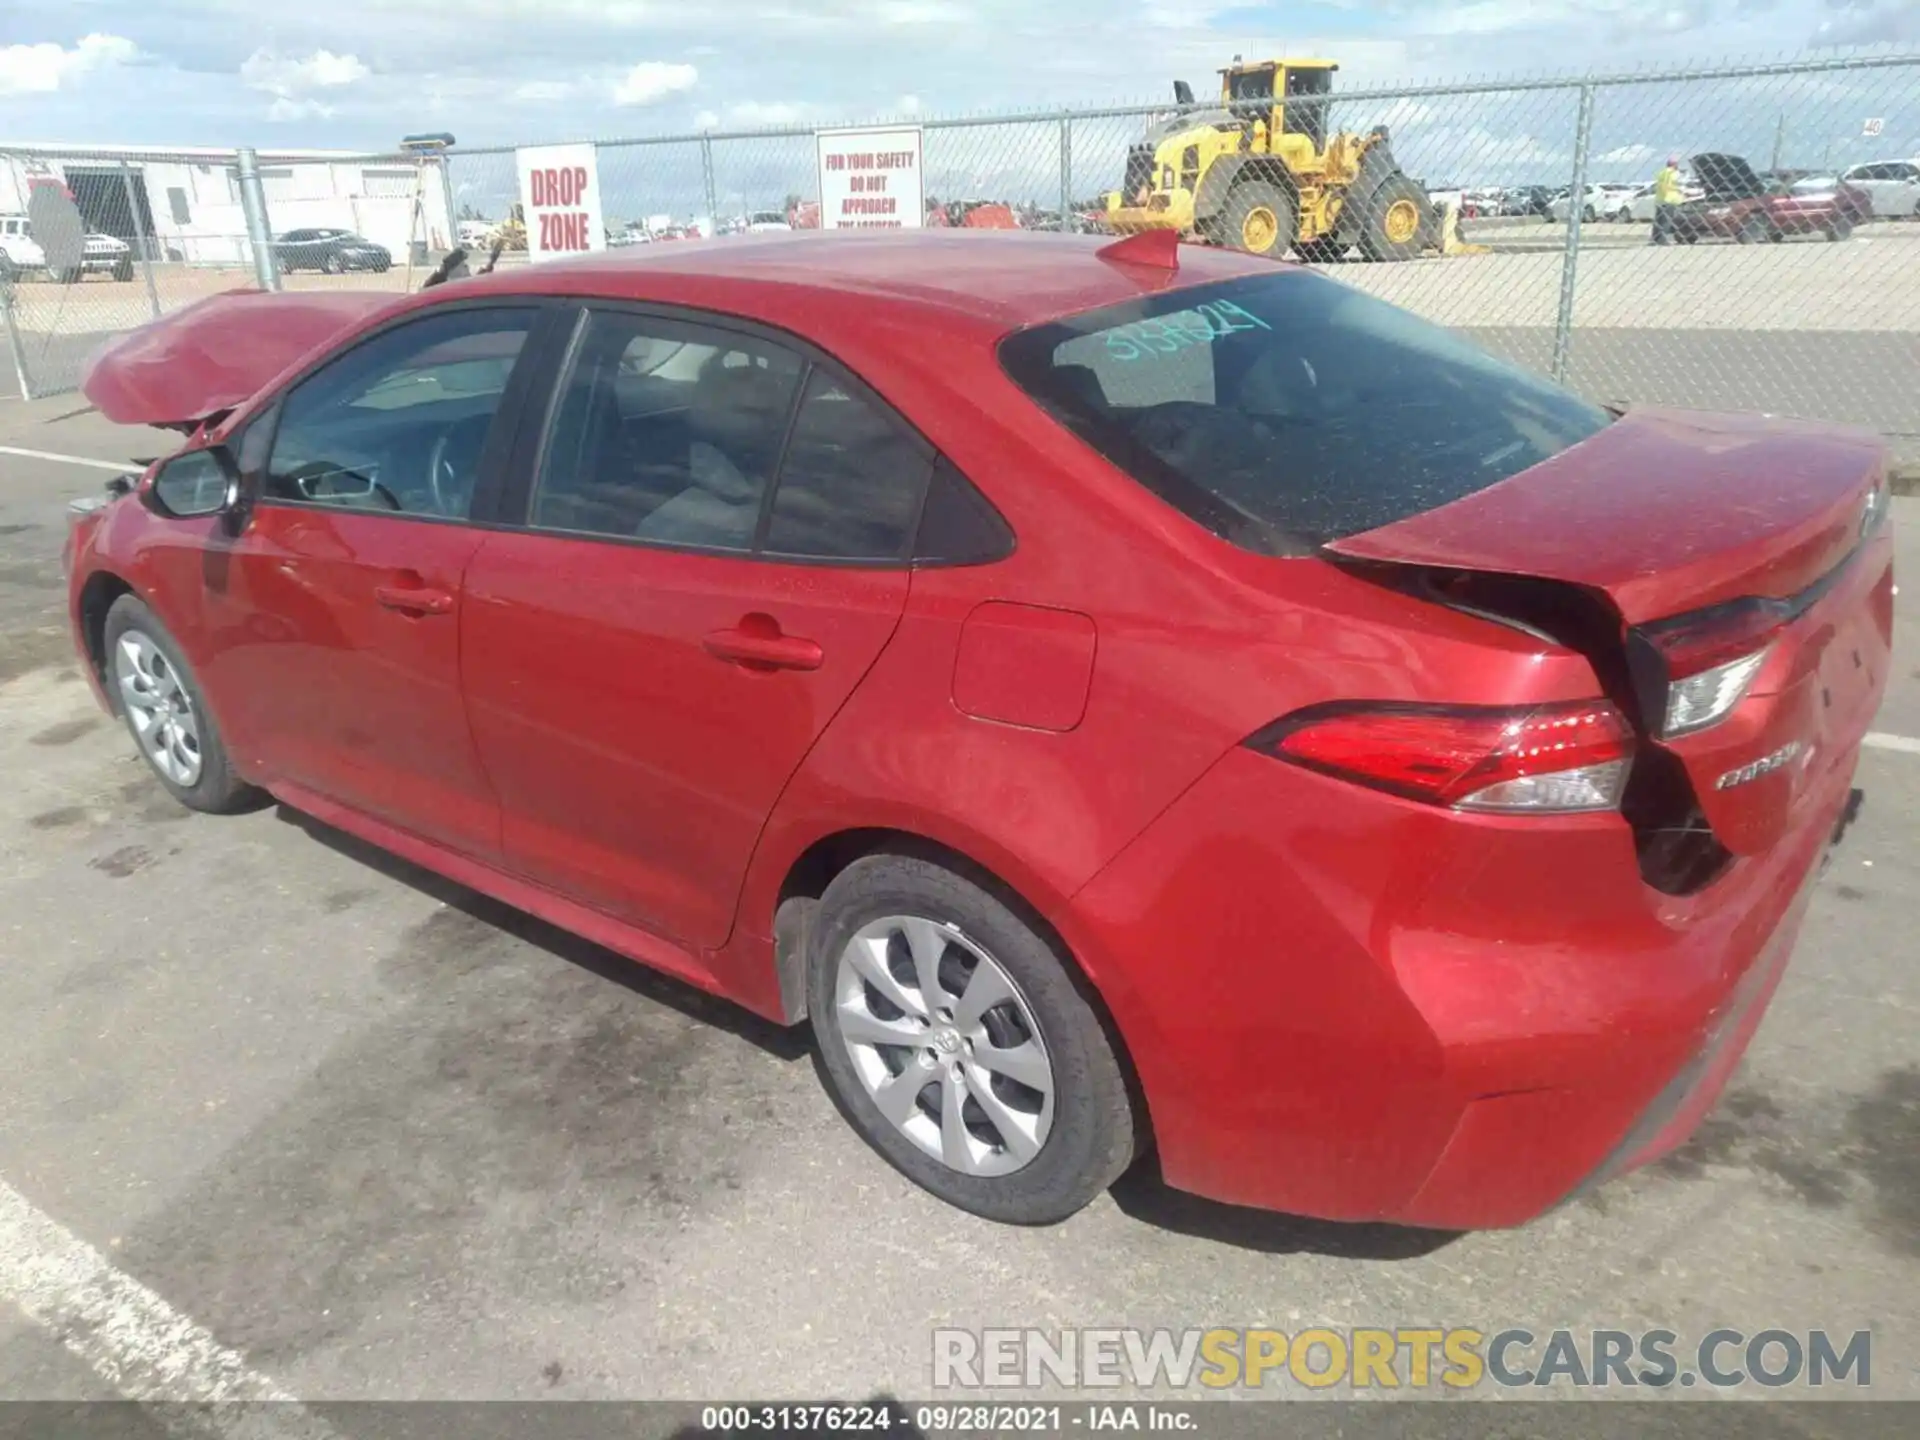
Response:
516,143,606,260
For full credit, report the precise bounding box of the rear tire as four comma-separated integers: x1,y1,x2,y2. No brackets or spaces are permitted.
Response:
102,595,259,815
321,253,341,275
113,258,133,281
1738,215,1768,245
807,853,1137,1225
1358,173,1431,261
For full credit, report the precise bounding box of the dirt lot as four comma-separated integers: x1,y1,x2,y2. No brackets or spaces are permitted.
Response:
0,397,1916,1427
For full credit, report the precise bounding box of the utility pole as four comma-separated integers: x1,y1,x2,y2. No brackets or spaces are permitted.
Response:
1770,112,1786,173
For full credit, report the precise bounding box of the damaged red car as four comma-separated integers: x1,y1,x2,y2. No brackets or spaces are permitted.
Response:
1673,152,1872,243
65,230,1892,1228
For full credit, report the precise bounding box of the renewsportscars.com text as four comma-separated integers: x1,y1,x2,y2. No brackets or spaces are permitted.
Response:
932,1327,1873,1391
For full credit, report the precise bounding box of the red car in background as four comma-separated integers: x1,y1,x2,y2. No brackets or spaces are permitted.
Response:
1674,152,1872,242
65,231,1891,1229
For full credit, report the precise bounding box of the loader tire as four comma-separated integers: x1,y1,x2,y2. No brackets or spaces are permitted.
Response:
1214,180,1295,259
1358,173,1431,262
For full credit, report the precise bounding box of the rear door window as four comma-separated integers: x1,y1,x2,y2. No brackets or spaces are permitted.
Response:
999,268,1610,552
762,370,931,561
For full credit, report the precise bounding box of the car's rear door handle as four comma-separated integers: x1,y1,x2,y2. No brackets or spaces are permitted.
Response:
703,623,823,672
374,584,455,616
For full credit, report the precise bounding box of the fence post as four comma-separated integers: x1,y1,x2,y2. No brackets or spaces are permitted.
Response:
1059,114,1072,225
700,136,719,234
119,160,162,319
0,278,34,402
234,147,281,292
1551,82,1595,385
437,157,459,254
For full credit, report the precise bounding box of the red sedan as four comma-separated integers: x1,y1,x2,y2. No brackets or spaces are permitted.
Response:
66,230,1892,1228
1674,152,1872,243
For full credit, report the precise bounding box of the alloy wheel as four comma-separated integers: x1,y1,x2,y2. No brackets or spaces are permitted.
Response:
833,915,1056,1177
113,630,203,787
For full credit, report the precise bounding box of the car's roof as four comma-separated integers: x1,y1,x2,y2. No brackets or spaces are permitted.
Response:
454,229,1276,335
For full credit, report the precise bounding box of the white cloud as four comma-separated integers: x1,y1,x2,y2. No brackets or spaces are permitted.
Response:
694,109,722,130
613,61,699,106
0,33,138,97
896,93,923,114
874,1,970,21
512,80,578,103
267,97,336,123
728,100,812,125
240,49,371,100
1597,143,1660,165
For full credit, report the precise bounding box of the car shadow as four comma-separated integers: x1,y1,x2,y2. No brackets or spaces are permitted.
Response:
273,804,812,1064
1107,1155,1462,1259
280,802,1457,1260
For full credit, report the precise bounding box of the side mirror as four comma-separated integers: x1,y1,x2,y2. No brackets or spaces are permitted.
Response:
144,446,243,525
1174,80,1195,106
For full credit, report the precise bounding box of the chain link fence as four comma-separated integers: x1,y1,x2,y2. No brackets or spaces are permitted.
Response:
7,53,1919,463
0,145,458,399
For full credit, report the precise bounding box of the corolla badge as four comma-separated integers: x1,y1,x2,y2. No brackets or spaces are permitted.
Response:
1716,740,1805,790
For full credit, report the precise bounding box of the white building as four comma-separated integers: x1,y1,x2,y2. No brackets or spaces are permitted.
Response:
0,145,456,266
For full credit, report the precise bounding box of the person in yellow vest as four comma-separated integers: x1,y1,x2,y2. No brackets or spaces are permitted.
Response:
1651,155,1685,245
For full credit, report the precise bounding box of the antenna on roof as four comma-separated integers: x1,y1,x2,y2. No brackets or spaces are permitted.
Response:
1095,230,1180,271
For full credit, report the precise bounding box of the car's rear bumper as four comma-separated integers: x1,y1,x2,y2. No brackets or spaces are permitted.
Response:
1067,723,1864,1230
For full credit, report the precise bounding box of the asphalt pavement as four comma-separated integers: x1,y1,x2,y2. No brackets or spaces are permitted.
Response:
0,400,1916,1425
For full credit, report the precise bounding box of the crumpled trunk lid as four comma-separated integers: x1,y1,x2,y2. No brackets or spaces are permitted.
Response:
81,288,395,429
1327,407,1891,859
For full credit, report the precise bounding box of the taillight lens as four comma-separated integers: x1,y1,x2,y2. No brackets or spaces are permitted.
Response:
1253,701,1634,814
1636,598,1785,738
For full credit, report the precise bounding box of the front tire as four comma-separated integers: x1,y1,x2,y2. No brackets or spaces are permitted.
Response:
808,853,1137,1225
103,595,259,814
321,253,341,275
1211,179,1295,258
1358,173,1431,261
1825,215,1854,242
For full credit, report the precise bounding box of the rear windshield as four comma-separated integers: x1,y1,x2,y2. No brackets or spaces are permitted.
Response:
998,268,1610,552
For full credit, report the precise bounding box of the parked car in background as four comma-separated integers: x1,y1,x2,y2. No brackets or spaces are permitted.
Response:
273,229,393,274
1672,153,1870,242
456,221,497,248
1548,185,1606,222
0,217,134,282
1501,185,1555,217
1839,160,1920,218
0,214,49,280
81,233,135,281
69,230,1892,1230
746,211,793,233
1624,178,1706,221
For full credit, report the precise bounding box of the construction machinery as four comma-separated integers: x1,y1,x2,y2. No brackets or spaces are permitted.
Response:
1104,58,1438,262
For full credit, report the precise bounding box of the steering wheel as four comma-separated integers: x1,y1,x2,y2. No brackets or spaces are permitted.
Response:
288,461,402,510
427,415,490,515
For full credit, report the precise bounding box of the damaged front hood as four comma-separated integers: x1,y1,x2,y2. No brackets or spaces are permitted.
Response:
81,288,398,428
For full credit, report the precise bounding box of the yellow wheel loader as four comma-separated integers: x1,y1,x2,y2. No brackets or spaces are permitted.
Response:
1104,59,1438,262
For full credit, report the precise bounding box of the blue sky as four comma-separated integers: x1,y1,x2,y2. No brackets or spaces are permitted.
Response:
3,2,1918,220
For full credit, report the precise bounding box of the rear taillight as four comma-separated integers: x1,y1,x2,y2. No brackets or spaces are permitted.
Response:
1634,598,1786,738
1251,701,1634,814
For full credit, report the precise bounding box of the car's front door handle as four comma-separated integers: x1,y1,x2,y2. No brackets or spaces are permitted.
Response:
703,622,823,672
374,584,455,616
